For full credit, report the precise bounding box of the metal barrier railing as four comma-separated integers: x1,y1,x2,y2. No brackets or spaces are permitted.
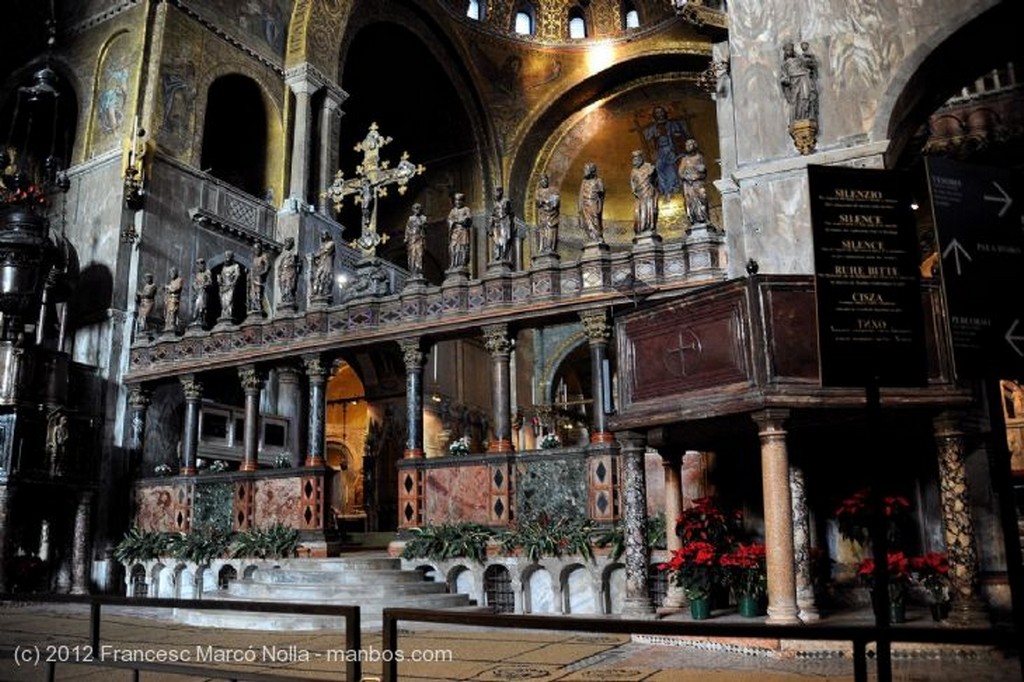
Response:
0,594,362,681
379,607,1021,682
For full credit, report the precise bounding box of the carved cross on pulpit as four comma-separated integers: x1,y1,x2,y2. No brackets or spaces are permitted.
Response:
664,329,702,377
322,122,425,258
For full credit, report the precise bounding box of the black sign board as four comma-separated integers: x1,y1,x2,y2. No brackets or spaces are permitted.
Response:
808,165,928,387
927,157,1024,380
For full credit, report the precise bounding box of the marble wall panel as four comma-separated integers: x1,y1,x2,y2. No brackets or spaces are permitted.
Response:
516,456,586,522
192,481,233,532
253,476,302,528
423,465,492,525
134,484,178,532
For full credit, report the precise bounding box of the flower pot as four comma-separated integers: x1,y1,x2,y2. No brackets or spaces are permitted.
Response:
738,593,763,618
930,602,950,622
689,597,711,620
889,602,906,624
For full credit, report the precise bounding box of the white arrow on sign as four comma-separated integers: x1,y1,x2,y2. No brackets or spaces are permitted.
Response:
1006,319,1024,357
941,238,972,275
984,180,1013,218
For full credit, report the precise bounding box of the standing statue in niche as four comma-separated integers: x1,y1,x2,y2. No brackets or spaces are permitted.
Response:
404,203,426,278
578,162,605,243
46,410,69,476
447,192,472,270
629,150,659,237
163,267,183,332
780,40,820,154
310,230,335,302
247,242,270,317
678,139,710,227
488,185,513,264
134,272,157,334
191,257,211,327
276,236,300,310
217,251,240,323
535,173,560,255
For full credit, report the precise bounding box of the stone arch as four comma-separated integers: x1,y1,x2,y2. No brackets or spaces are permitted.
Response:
520,563,555,614
876,1,1020,166
483,564,515,613
447,563,476,600
560,562,597,614
601,562,626,614
128,563,148,597
217,563,238,589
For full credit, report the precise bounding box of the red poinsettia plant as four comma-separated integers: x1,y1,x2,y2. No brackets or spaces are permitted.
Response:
857,550,912,605
675,496,742,547
659,540,721,600
911,551,950,603
835,487,911,547
721,542,767,599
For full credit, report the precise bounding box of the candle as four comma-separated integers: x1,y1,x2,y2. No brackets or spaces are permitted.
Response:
128,115,138,168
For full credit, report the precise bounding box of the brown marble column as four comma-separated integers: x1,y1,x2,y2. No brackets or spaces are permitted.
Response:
790,465,819,621
179,375,202,475
399,338,426,459
303,354,328,467
617,430,654,617
580,309,615,444
70,491,93,595
127,386,150,477
933,412,988,625
483,324,514,453
662,451,686,608
753,409,800,624
239,365,265,472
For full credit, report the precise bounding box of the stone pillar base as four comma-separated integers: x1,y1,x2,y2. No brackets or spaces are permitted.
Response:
622,596,656,618
304,455,325,467
403,448,424,460
590,431,616,444
179,466,197,476
239,461,258,472
488,438,514,453
766,604,801,624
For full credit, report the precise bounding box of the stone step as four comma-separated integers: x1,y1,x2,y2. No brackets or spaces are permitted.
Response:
225,580,450,600
251,567,426,585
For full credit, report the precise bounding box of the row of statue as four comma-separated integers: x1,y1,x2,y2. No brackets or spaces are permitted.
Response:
413,141,710,276
136,143,712,336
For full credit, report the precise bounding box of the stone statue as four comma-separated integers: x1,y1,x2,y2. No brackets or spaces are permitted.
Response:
780,40,818,124
46,410,69,476
447,192,472,270
677,139,710,227
310,230,335,301
404,203,426,277
488,185,513,263
578,162,605,243
163,267,183,332
247,242,270,317
535,173,560,255
191,258,211,327
135,272,157,333
276,236,300,309
217,251,240,323
629,150,658,237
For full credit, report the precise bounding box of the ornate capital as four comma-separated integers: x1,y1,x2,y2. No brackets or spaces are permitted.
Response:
238,365,265,393
752,408,790,436
482,324,512,356
303,354,328,382
180,375,202,401
276,363,302,384
579,309,611,342
397,338,424,369
698,59,730,95
128,386,151,410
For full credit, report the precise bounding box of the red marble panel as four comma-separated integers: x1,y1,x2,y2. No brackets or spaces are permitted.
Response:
423,464,491,525
134,484,178,532
253,476,302,528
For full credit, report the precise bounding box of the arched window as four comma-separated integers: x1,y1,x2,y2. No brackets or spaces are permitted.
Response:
568,12,587,39
199,74,268,198
514,6,534,36
466,0,482,20
625,8,640,29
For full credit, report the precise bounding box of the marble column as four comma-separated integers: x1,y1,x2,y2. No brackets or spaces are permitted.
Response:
276,365,304,467
483,324,514,453
580,309,615,444
399,338,426,459
753,409,800,624
662,451,686,608
933,413,988,625
180,375,202,475
70,491,93,595
303,354,328,467
790,465,819,621
0,484,12,592
317,86,346,216
285,64,324,206
617,430,654,617
127,386,150,476
239,365,265,472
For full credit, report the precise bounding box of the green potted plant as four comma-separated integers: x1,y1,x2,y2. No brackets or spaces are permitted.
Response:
400,522,494,563
857,550,912,623
911,551,951,620
659,540,721,620
113,526,171,565
721,542,767,617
